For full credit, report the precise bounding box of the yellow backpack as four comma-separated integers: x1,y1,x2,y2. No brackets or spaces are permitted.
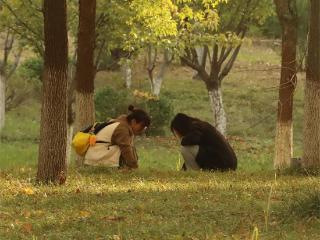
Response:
72,122,111,156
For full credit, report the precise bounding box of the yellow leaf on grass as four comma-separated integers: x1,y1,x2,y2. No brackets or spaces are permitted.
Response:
22,187,35,195
79,211,91,218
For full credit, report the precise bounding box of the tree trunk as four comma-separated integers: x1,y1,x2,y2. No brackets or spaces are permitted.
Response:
36,0,68,184
153,76,163,96
302,0,320,168
192,47,205,80
121,59,132,89
273,0,298,169
0,73,5,131
147,45,157,92
66,124,74,165
152,50,171,96
208,87,226,136
74,0,96,166
66,60,76,166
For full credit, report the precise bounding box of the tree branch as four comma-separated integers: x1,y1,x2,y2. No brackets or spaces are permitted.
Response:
180,50,210,82
218,42,242,82
94,39,105,72
7,48,22,80
0,0,42,39
7,25,44,56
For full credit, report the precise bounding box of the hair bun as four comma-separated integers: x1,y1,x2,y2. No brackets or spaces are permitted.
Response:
128,105,135,112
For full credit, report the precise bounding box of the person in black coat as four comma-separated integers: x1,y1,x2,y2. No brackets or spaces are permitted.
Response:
170,113,237,171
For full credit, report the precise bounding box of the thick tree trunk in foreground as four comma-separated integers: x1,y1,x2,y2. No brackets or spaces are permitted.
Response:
74,0,96,166
37,0,68,184
273,0,298,169
303,0,320,168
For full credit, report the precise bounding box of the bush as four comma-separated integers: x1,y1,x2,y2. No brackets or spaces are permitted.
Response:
5,76,41,111
18,57,43,81
94,86,130,121
132,90,174,136
94,88,174,136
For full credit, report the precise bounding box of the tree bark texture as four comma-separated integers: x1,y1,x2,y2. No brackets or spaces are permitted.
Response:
74,0,96,166
37,0,68,184
273,0,298,169
303,0,320,168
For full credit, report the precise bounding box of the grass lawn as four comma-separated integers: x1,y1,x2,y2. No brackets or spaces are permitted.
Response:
0,42,319,239
1,169,319,239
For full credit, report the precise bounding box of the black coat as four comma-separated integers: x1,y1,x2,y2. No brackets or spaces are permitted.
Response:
181,120,237,171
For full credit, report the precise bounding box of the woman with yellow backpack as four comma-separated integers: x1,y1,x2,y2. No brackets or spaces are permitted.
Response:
74,105,151,169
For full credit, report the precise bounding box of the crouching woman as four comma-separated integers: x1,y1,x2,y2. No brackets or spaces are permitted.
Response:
170,113,237,171
85,105,151,169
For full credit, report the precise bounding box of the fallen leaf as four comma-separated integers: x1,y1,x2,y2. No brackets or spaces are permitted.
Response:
102,216,126,222
22,187,35,195
79,211,91,218
21,223,32,234
112,235,121,240
22,210,31,218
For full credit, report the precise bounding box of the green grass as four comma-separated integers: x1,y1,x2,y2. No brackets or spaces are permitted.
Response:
0,169,319,239
1,42,319,239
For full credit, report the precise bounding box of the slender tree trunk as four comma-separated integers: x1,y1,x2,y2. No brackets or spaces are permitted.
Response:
147,45,157,92
0,73,5,131
303,0,320,168
208,87,226,135
153,50,171,96
273,0,298,169
121,59,132,89
66,61,76,166
66,124,74,165
74,0,96,166
192,47,205,80
153,76,163,96
37,0,68,184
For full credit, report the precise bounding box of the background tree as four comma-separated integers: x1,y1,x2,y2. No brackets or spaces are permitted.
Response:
273,0,298,169
0,2,29,131
0,28,22,131
296,0,309,71
74,0,96,166
259,0,309,71
119,0,177,95
177,0,273,135
302,0,320,168
36,0,68,183
0,0,44,56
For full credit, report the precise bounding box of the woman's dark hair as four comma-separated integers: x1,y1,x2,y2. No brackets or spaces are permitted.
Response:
170,113,198,136
127,105,151,127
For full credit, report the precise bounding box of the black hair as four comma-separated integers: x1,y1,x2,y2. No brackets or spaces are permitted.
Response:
170,113,198,136
127,105,151,127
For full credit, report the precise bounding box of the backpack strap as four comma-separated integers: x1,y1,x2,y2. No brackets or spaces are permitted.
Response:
81,121,115,134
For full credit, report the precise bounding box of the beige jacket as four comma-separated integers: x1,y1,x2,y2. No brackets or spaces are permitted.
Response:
84,115,138,168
